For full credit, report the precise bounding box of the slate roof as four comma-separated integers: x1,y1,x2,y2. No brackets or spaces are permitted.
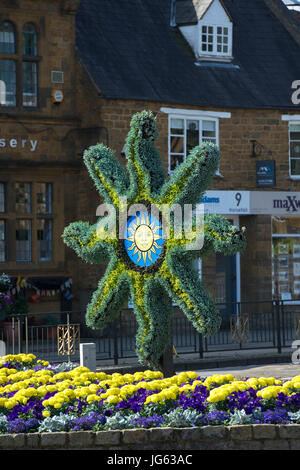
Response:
75,0,300,110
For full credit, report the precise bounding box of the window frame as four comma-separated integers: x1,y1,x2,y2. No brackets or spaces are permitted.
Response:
0,21,16,55
37,218,53,262
21,23,38,108
0,219,6,262
199,22,233,59
16,218,32,263
22,23,37,57
0,20,39,109
271,216,300,303
167,113,219,174
0,181,55,266
0,182,6,213
0,58,17,107
288,121,300,180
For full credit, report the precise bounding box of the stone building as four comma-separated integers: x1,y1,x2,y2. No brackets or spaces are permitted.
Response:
1,0,300,325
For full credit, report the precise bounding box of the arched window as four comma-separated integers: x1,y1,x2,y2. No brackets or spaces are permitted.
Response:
0,21,16,54
22,23,37,56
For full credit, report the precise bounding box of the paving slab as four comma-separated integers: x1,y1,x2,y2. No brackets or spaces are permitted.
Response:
96,346,299,379
195,362,300,380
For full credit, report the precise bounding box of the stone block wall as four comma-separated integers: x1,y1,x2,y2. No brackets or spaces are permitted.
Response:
0,425,299,450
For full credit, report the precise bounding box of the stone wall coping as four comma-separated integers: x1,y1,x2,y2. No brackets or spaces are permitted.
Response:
0,424,300,450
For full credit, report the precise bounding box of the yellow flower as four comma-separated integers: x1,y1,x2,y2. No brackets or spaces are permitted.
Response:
107,387,121,396
42,410,50,418
106,395,121,404
87,394,101,403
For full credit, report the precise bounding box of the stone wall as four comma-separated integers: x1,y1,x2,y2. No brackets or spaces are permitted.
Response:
0,425,300,450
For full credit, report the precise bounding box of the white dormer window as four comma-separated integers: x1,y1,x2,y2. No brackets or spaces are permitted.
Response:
178,0,233,61
201,24,230,56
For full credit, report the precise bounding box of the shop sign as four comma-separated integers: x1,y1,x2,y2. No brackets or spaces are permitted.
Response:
200,191,250,214
256,160,276,188
201,191,300,215
251,191,300,215
0,138,38,152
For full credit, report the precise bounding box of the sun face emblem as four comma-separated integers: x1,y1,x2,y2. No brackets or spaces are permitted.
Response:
124,211,164,267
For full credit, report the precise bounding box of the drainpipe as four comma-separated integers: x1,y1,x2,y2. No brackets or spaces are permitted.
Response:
170,0,177,27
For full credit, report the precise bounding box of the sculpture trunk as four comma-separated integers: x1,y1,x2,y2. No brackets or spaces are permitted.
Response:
159,341,175,378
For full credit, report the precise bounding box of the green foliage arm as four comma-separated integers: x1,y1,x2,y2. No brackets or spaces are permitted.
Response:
159,142,220,206
83,143,129,206
201,214,246,257
86,258,131,330
125,110,166,201
159,248,222,337
62,220,115,264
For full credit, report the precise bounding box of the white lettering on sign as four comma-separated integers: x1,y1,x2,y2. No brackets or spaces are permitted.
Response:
0,138,38,152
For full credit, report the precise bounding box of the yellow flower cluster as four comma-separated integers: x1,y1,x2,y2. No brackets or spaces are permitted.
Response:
257,376,300,399
3,363,166,415
206,375,300,403
1,355,300,415
0,353,44,366
203,374,235,389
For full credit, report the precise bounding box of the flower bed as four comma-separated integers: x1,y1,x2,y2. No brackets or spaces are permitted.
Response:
0,354,299,434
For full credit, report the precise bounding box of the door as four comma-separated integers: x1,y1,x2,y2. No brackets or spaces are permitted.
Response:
215,216,240,323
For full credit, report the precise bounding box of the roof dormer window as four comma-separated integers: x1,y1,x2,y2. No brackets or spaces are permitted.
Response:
201,24,231,57
177,0,233,62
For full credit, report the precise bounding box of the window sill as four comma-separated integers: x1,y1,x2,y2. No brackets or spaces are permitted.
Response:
197,55,234,62
289,175,300,180
195,60,239,70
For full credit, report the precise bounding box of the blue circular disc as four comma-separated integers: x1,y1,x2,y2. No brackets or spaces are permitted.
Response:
124,211,165,267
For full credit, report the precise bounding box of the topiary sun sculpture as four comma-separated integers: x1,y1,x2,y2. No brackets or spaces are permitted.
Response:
62,110,246,370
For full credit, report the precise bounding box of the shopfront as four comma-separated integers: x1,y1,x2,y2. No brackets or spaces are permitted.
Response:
251,191,300,302
201,190,300,310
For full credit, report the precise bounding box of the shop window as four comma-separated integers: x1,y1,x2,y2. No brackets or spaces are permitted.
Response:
16,219,31,262
0,20,38,108
0,220,5,262
272,217,300,300
37,219,52,261
168,116,218,172
14,183,53,263
0,182,55,265
36,183,52,214
15,182,31,214
289,123,300,177
0,183,5,212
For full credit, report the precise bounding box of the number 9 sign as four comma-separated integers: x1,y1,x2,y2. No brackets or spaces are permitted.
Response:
235,192,242,207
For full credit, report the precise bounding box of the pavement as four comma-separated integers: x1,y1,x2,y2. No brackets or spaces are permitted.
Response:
95,346,300,380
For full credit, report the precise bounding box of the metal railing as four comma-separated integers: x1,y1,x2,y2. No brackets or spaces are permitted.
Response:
0,299,299,364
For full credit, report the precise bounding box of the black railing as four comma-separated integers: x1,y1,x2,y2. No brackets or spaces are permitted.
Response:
0,300,299,364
